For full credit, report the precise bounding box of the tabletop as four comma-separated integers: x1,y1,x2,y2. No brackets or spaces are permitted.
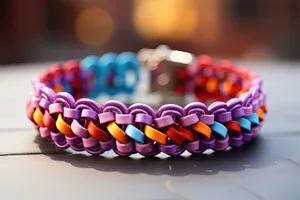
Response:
0,60,300,200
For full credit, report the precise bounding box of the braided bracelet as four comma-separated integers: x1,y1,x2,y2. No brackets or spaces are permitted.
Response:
26,47,267,157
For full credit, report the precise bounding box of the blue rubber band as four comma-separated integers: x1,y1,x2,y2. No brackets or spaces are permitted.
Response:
97,53,118,96
62,82,73,94
81,55,99,71
237,117,251,132
246,113,260,127
125,125,145,144
115,52,140,94
80,55,100,98
81,52,140,97
210,121,228,139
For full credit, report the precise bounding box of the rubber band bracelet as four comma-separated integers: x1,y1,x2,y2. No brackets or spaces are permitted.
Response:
26,46,267,157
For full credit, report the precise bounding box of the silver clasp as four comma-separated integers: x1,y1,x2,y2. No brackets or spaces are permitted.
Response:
137,45,196,106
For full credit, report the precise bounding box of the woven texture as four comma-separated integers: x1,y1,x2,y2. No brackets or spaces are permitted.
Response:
26,55,267,157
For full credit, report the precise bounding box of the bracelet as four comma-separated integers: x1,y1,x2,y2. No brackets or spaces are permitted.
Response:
26,46,267,157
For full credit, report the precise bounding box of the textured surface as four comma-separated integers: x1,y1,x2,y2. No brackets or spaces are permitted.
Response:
0,61,300,200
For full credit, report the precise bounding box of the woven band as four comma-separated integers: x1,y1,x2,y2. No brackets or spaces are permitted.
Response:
26,50,267,157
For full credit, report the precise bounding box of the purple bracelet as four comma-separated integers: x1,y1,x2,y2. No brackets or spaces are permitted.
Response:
27,47,267,157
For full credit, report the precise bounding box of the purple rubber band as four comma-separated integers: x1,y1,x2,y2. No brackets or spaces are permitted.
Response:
183,140,200,151
244,106,253,117
39,98,51,110
86,145,105,155
184,102,208,113
135,113,153,125
39,127,51,139
102,100,128,114
160,109,183,119
50,132,65,142
82,137,99,148
71,120,90,138
229,134,243,147
201,138,215,149
208,102,227,114
81,109,98,120
239,92,252,106
63,107,80,119
56,92,75,108
139,145,161,157
75,98,102,113
232,107,245,118
216,112,232,122
249,86,260,99
98,112,115,124
157,104,185,117
135,141,155,154
211,108,227,115
258,95,264,107
242,132,254,142
100,138,115,150
49,103,64,114
54,140,69,149
41,87,56,103
31,96,41,108
113,146,135,157
70,144,85,151
252,77,263,86
154,115,174,128
226,98,241,110
115,114,133,125
171,146,186,156
115,140,135,153
32,82,43,97
228,104,241,113
251,100,259,112
200,114,215,125
179,113,199,127
159,143,178,155
65,136,82,146
213,135,229,151
128,103,156,117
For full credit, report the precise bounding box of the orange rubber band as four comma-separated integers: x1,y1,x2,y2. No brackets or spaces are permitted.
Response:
256,108,265,121
223,79,233,94
52,84,64,93
56,113,76,137
87,120,111,142
144,125,167,145
192,121,212,140
107,122,129,144
206,77,218,93
33,107,45,127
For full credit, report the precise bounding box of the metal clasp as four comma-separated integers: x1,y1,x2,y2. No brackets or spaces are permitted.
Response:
137,45,196,106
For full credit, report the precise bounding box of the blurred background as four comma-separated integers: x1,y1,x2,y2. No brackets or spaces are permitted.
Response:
0,0,299,65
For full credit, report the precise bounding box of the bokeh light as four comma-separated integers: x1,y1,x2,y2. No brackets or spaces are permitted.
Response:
133,0,198,41
75,7,113,46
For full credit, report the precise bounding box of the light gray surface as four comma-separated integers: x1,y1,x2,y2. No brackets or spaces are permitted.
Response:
0,61,300,200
